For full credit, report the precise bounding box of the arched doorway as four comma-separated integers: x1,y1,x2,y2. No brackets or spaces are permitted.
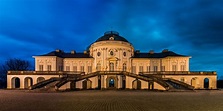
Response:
24,77,33,89
11,77,20,88
204,78,209,89
82,79,92,89
109,79,115,87
132,79,141,89
106,77,117,89
191,78,197,88
37,77,45,83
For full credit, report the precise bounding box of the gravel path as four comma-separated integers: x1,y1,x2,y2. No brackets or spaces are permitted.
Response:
0,90,223,111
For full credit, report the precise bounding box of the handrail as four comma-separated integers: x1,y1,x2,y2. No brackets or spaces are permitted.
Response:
139,71,216,75
30,77,60,90
163,78,194,90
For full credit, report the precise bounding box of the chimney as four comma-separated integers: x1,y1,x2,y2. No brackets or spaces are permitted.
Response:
162,49,169,53
71,50,76,54
149,50,154,54
56,49,62,53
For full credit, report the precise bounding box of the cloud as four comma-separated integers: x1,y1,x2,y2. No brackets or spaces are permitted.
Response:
0,0,222,76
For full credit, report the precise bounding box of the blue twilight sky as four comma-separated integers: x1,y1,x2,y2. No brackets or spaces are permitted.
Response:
0,0,223,78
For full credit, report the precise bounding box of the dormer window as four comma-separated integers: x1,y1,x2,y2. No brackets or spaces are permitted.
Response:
109,36,114,40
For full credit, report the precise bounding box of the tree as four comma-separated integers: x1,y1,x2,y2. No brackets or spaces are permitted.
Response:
0,58,32,88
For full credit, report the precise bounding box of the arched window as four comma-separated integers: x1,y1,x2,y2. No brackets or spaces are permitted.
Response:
96,63,101,71
109,62,114,71
123,63,127,71
37,77,45,83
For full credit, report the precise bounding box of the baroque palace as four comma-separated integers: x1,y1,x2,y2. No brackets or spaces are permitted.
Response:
7,31,217,91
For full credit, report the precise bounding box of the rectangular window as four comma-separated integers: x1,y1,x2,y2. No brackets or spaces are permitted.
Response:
147,66,150,72
81,66,84,72
172,65,177,71
59,65,63,71
73,66,77,71
47,65,51,71
39,65,43,71
66,66,70,71
154,66,158,72
88,66,92,73
132,66,136,73
139,66,143,72
181,65,185,71
161,66,165,71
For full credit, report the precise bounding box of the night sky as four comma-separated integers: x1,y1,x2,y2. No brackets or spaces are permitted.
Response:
0,0,223,78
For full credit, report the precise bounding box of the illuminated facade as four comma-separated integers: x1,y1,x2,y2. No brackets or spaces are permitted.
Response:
7,31,217,90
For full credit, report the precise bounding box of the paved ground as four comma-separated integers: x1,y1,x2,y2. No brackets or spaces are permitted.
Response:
0,90,223,111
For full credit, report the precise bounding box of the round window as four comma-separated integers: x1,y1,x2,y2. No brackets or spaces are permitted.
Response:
97,52,101,56
110,51,114,56
123,52,126,56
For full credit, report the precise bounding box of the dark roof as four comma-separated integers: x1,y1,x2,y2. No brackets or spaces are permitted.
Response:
37,51,93,58
95,31,129,43
132,51,189,58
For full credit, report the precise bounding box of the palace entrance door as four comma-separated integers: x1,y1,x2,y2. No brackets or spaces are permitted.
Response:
109,79,115,87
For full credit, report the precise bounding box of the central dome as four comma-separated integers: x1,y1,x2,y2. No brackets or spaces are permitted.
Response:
95,31,129,43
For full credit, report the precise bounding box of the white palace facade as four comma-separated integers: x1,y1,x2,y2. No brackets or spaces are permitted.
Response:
7,31,217,91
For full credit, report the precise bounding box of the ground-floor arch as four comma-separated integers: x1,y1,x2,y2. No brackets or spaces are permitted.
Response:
191,77,197,88
37,77,45,83
11,77,20,88
204,78,209,89
132,79,141,89
82,79,92,89
106,76,118,89
24,77,33,89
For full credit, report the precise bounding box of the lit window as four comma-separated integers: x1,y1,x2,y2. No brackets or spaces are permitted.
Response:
47,65,51,71
88,66,92,73
139,66,143,72
59,65,63,71
80,66,84,72
66,66,70,71
109,63,114,71
172,65,177,71
161,66,165,71
147,66,150,72
154,66,158,72
132,66,136,73
73,66,77,71
181,65,185,71
39,65,43,71
123,63,127,71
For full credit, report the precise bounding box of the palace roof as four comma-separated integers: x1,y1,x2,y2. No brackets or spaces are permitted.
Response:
132,50,188,58
95,31,129,43
37,50,92,58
